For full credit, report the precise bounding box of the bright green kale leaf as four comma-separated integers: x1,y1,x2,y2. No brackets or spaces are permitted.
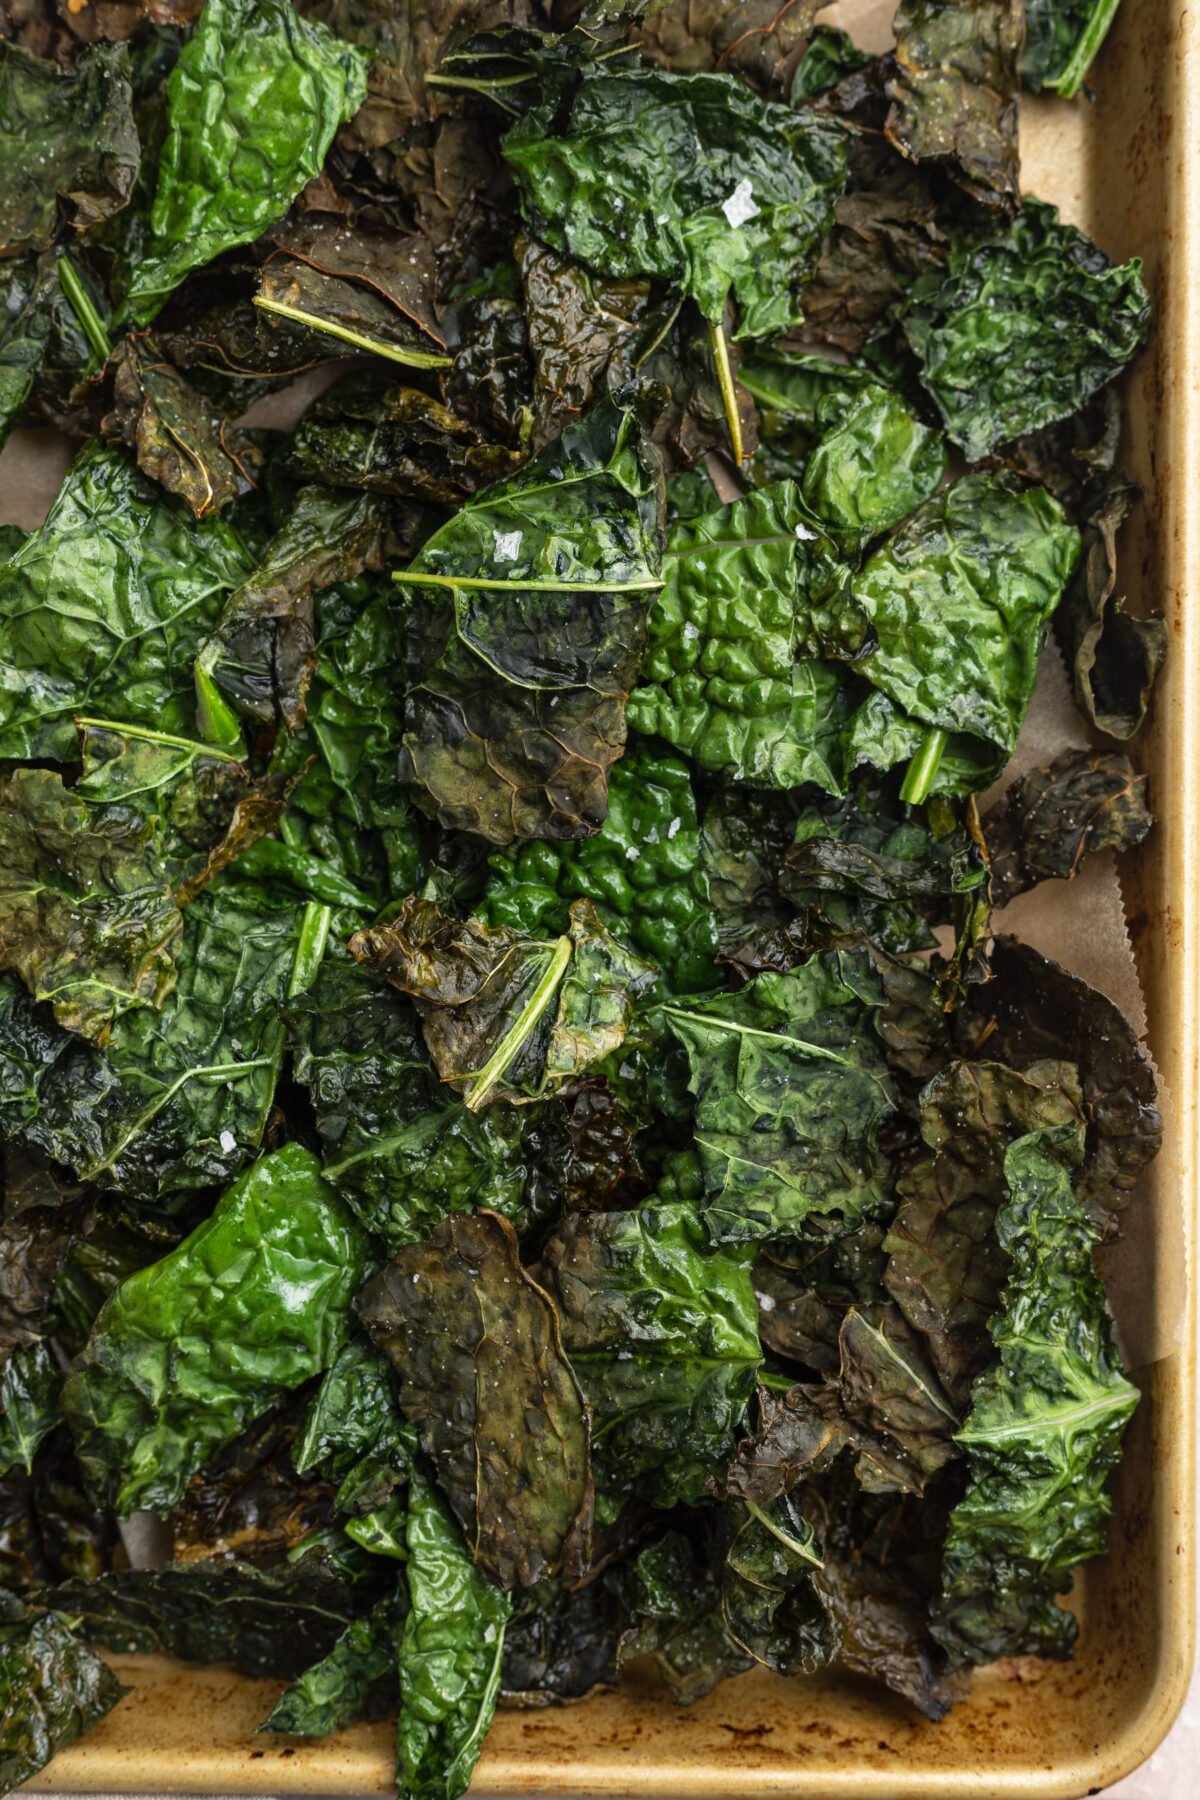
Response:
1021,0,1122,95
0,1594,125,1792
0,883,308,1203
719,1485,832,1676
350,897,656,1111
662,952,897,1244
933,1126,1139,1664
617,1531,751,1704
480,744,720,994
37,1552,384,1678
125,0,371,324
398,396,662,843
285,957,534,1253
262,1584,402,1735
359,1211,592,1589
293,1335,416,1520
0,443,252,762
839,683,1007,798
852,473,1080,761
0,41,138,256
539,1202,760,1506
885,0,1021,208
398,1472,511,1800
626,481,861,790
790,25,874,101
60,1143,372,1517
901,201,1151,460
503,68,847,338
800,382,947,546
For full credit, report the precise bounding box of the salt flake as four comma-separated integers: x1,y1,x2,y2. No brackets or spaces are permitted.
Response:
722,179,760,228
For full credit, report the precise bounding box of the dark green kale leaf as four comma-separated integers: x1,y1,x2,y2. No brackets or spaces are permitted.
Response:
503,67,847,337
501,1571,628,1705
0,1163,94,1371
0,39,137,255
719,1484,833,1676
480,743,720,995
262,1583,402,1735
125,0,371,323
1053,472,1167,741
99,332,261,521
617,1530,752,1704
285,956,534,1252
781,774,988,958
397,396,663,842
851,472,1080,763
662,952,897,1244
932,1126,1138,1664
956,936,1162,1213
293,1336,416,1524
285,369,523,501
0,1344,63,1479
538,1201,760,1507
790,25,873,103
699,783,796,953
883,1058,1085,1408
253,221,448,369
753,1220,887,1378
0,253,81,452
984,748,1151,903
901,201,1151,460
359,1211,593,1589
515,233,649,449
196,485,394,734
38,1552,384,1679
60,1143,372,1516
626,480,862,790
1021,0,1122,96
0,883,308,1203
397,1472,511,1800
0,442,252,762
885,0,1021,207
799,380,946,547
0,1593,125,1791
350,897,656,1110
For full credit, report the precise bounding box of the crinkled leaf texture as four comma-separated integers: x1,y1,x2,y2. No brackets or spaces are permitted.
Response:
0,1595,125,1792
539,1201,761,1507
984,747,1151,903
901,200,1151,460
398,1473,511,1800
481,743,720,995
263,1584,402,1735
0,40,138,255
126,0,371,323
350,897,656,1110
285,957,534,1254
0,882,304,1203
0,443,251,762
399,396,663,843
886,0,1021,207
933,1126,1138,1664
60,1143,372,1517
504,67,847,336
663,951,898,1244
359,1211,593,1590
617,1530,751,1704
852,472,1080,759
627,480,861,790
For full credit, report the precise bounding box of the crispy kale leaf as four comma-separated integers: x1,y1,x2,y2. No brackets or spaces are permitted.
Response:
0,40,137,255
1021,0,1123,96
933,1126,1138,1663
0,443,251,761
263,1585,402,1735
626,481,861,789
852,473,1080,761
662,952,897,1244
886,0,1021,207
984,748,1151,903
0,1594,125,1791
0,883,307,1202
126,0,371,323
504,67,847,337
901,201,1151,460
539,1201,760,1507
398,396,662,842
350,897,656,1110
617,1530,751,1703
480,744,720,994
359,1211,592,1589
398,1472,511,1800
60,1143,372,1516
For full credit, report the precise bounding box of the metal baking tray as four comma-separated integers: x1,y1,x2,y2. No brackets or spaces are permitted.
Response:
21,0,1196,1792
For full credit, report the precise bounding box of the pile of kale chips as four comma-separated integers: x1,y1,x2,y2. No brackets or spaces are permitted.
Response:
0,0,1165,1792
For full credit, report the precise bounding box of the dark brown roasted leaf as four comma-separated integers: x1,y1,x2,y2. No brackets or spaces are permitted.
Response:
170,1402,335,1565
515,233,649,448
984,748,1151,903
357,1209,593,1589
634,0,823,97
886,0,1021,209
792,173,945,355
